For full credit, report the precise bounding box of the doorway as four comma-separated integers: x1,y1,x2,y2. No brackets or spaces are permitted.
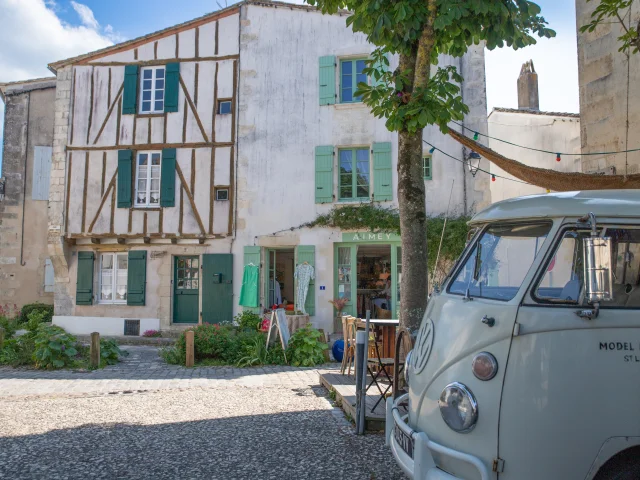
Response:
265,248,295,311
173,256,200,324
335,242,400,318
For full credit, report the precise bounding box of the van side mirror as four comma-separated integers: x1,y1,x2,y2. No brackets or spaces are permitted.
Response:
583,237,613,304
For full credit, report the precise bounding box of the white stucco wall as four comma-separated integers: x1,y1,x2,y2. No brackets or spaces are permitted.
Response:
232,3,489,333
488,109,581,202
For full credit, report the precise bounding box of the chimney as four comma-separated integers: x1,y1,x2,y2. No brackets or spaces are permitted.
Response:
517,60,539,111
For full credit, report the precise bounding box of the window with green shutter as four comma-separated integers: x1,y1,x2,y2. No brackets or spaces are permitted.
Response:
127,251,147,306
122,65,139,115
373,142,392,201
340,58,367,103
117,150,132,208
319,56,336,106
296,245,315,316
423,155,433,180
99,253,128,303
315,145,334,204
339,147,370,201
76,251,95,305
160,148,176,207
164,63,180,113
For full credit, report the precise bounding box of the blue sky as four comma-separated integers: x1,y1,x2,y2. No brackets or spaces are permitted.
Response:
0,0,579,172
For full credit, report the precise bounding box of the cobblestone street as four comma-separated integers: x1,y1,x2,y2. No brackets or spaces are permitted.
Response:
0,347,405,479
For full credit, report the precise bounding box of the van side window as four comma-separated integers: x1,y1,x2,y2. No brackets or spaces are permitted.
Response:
535,230,589,303
448,223,551,302
607,228,640,308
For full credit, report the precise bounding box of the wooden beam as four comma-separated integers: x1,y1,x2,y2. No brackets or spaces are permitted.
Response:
91,238,101,244
88,170,117,233
171,238,178,244
117,238,125,244
84,54,239,67
86,67,94,145
64,152,73,235
179,75,210,143
68,141,231,152
198,237,205,245
69,232,226,240
92,83,124,145
81,152,89,232
144,237,151,244
175,162,206,235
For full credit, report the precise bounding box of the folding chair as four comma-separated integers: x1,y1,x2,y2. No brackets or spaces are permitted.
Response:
366,337,404,412
340,316,357,376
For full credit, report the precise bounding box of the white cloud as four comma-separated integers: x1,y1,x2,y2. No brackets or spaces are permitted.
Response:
0,0,121,170
70,1,99,30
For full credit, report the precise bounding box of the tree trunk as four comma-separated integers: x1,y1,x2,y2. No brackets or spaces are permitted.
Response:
398,127,428,331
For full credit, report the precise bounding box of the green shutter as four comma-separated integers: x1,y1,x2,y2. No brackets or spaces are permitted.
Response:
160,148,176,207
164,63,180,113
373,142,393,201
202,254,233,323
122,65,139,115
371,53,389,88
297,246,316,316
127,250,147,306
241,246,261,313
315,145,334,204
117,150,132,208
319,56,336,106
76,251,95,305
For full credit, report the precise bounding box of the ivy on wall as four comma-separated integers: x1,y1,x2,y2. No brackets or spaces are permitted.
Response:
303,203,470,276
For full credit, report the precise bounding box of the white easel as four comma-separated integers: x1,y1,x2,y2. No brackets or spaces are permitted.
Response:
265,308,290,360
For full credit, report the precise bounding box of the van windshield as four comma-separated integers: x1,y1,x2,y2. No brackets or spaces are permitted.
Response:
448,223,551,301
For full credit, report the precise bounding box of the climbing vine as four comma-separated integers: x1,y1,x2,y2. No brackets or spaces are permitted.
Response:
303,203,470,277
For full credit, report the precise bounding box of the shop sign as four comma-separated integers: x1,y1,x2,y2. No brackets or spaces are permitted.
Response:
342,232,401,242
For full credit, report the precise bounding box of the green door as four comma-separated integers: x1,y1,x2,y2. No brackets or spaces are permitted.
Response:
173,256,200,324
202,254,233,323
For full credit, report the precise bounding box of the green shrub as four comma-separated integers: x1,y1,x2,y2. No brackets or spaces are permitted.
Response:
159,345,184,365
0,335,35,367
286,325,328,367
234,310,262,331
0,316,18,339
20,303,54,325
237,335,269,367
33,324,78,369
100,339,127,366
26,310,49,332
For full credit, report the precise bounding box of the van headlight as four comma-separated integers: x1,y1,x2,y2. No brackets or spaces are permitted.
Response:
438,382,478,433
404,350,413,386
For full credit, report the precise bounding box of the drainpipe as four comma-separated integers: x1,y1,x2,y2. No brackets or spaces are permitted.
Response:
20,92,31,266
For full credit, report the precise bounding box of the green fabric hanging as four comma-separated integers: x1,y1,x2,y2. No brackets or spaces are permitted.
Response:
239,264,260,308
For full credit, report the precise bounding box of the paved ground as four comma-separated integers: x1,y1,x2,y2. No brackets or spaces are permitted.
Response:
0,347,405,479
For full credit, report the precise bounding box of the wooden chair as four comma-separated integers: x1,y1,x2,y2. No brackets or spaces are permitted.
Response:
340,316,357,375
366,338,404,413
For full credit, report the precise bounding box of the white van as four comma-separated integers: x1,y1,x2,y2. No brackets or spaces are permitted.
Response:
387,191,640,480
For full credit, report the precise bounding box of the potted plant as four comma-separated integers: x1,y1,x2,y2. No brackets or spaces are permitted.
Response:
329,297,349,333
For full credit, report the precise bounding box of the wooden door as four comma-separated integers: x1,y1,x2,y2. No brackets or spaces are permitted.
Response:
202,254,233,323
173,256,199,324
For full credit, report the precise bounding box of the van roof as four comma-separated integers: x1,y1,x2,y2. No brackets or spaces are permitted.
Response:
471,190,640,224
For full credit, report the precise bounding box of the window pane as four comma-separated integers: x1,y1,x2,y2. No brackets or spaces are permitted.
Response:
218,101,231,114
155,79,164,90
536,231,586,303
143,80,152,90
342,60,352,74
141,101,151,112
342,87,353,103
340,186,353,199
139,154,148,165
117,255,128,270
356,186,369,198
101,286,113,301
155,90,164,100
449,223,552,301
143,69,152,79
151,153,161,164
339,150,352,173
339,284,351,299
192,258,199,268
102,254,113,270
338,247,351,266
142,91,151,101
154,101,163,111
156,68,165,79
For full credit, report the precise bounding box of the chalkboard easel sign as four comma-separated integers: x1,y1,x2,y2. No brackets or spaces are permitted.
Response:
265,308,290,355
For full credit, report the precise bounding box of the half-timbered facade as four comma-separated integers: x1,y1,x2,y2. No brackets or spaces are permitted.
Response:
48,7,240,334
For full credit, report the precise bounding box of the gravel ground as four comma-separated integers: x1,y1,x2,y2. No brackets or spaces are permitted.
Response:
0,348,405,480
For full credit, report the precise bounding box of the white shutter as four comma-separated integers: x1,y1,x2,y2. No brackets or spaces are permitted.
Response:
32,146,52,201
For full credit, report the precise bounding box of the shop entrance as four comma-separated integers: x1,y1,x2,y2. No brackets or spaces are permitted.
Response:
265,248,295,311
335,239,401,319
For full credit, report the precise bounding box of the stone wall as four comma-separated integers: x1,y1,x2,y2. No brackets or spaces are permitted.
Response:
576,0,640,174
0,85,55,308
48,65,74,315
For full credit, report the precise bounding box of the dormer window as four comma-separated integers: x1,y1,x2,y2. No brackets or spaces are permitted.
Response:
140,67,165,114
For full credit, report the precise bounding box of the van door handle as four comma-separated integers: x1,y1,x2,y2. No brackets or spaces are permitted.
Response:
481,315,495,327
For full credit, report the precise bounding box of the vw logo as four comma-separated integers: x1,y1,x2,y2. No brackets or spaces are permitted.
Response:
413,318,434,374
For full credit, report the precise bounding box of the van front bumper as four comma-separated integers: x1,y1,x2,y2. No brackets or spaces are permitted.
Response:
386,393,490,480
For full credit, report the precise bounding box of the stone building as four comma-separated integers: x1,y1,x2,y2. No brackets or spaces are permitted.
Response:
0,78,57,309
489,61,581,202
34,0,488,335
576,0,640,174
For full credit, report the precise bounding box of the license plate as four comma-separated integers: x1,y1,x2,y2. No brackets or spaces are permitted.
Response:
394,424,414,458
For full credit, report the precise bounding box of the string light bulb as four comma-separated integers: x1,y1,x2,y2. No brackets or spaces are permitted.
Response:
429,146,436,154
473,132,479,141
556,153,561,162
546,189,551,193
491,174,496,182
